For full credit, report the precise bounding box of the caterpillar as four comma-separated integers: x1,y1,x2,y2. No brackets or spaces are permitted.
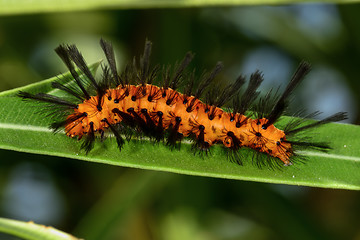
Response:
18,39,347,168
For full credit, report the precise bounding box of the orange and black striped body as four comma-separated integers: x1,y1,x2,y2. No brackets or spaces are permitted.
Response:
66,84,292,165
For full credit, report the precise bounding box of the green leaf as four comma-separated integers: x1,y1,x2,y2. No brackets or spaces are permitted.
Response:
0,217,80,240
0,65,359,190
0,0,354,16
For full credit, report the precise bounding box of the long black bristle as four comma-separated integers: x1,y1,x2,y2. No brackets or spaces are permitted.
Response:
66,44,106,109
82,122,95,154
100,38,122,87
51,81,84,101
285,112,347,135
102,118,125,150
263,61,311,128
166,115,183,148
235,71,264,115
120,63,134,86
169,52,194,90
213,75,246,108
285,140,331,151
283,111,321,134
50,112,87,132
184,70,195,97
55,45,91,100
194,62,223,99
139,40,152,85
18,91,77,108
99,65,112,92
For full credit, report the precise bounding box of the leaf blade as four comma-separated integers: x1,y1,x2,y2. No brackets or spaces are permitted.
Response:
1,66,360,190
0,217,80,240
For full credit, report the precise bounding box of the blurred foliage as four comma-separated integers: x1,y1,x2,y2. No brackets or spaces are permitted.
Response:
1,4,360,240
0,0,357,16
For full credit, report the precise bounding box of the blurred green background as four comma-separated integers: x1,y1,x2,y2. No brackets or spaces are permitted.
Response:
1,4,360,240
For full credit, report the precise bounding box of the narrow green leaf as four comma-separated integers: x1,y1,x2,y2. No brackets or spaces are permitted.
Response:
0,66,359,190
0,217,80,240
0,0,356,16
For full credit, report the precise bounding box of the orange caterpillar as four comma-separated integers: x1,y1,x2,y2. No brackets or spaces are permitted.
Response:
19,39,347,167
